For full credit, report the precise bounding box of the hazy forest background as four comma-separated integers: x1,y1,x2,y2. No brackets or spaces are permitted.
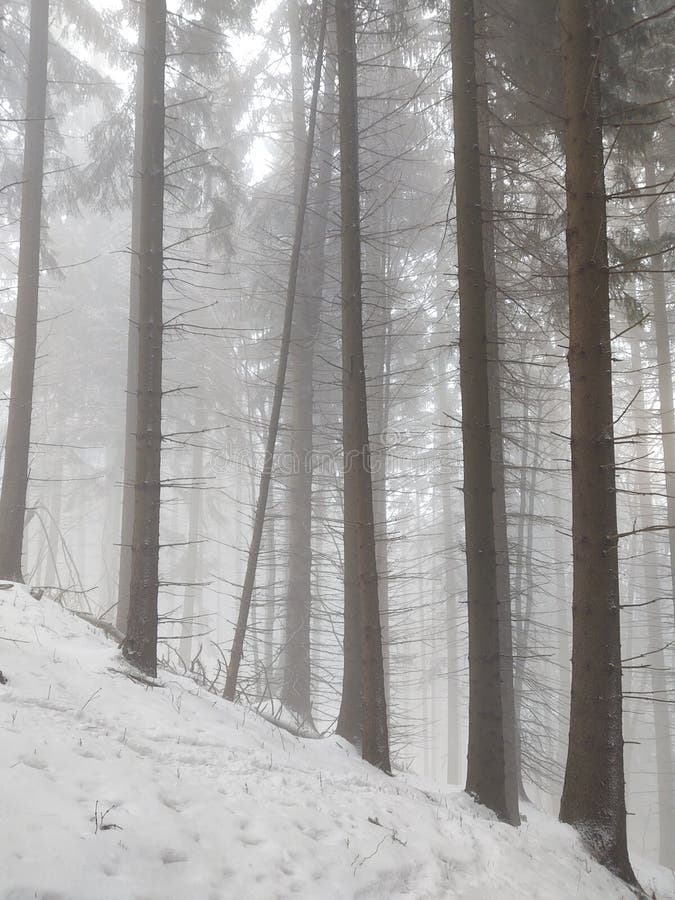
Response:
0,0,673,886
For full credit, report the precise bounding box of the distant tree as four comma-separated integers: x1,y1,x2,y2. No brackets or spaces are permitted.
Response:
0,0,49,582
557,0,636,883
223,1,328,702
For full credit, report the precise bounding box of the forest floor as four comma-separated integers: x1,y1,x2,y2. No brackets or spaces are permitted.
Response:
0,584,673,900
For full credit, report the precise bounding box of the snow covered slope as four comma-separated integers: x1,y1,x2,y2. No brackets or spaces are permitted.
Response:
0,585,672,900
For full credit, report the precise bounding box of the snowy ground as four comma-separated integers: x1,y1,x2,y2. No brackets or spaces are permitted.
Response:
1,584,673,900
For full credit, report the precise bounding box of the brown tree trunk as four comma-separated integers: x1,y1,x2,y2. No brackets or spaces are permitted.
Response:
476,19,521,818
0,0,49,582
558,0,635,882
122,0,166,677
450,0,514,823
334,0,390,771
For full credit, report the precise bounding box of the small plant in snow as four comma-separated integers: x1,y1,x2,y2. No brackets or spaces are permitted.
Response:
92,800,122,834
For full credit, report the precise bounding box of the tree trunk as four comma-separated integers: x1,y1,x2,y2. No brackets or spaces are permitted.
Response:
558,0,635,882
368,203,392,710
476,18,521,818
645,158,675,624
450,0,513,823
116,13,144,635
0,0,49,582
281,6,335,722
334,0,390,772
122,0,166,677
223,4,327,702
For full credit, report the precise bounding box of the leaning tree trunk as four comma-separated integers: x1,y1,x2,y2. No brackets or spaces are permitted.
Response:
557,0,635,883
450,0,515,823
0,0,49,582
122,0,166,677
334,0,390,772
282,0,314,721
223,3,327,702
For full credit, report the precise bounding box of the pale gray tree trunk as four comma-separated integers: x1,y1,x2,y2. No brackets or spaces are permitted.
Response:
0,0,49,582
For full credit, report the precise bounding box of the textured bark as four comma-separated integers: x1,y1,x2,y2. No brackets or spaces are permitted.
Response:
558,0,635,882
0,0,49,582
334,0,390,771
224,5,327,702
645,158,675,624
116,15,144,635
122,0,166,677
450,0,512,822
475,15,520,819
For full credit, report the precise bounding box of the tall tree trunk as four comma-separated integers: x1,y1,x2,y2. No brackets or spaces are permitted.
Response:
334,0,390,771
645,158,675,623
0,0,49,582
450,0,514,823
223,4,327,701
476,19,521,818
116,14,144,635
122,0,166,677
282,8,335,721
283,0,314,720
368,203,392,709
557,0,635,882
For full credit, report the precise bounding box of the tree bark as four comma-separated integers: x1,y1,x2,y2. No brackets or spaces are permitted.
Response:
558,0,635,882
475,16,521,818
334,0,390,771
0,0,49,582
450,0,513,823
122,0,166,677
116,13,144,635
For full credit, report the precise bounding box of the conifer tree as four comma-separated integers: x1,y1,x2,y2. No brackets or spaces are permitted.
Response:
0,0,49,582
557,0,636,882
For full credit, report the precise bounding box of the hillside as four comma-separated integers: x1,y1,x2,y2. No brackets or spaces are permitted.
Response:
0,584,672,900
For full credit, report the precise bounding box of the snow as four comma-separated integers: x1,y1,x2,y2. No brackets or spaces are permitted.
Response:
0,584,672,900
